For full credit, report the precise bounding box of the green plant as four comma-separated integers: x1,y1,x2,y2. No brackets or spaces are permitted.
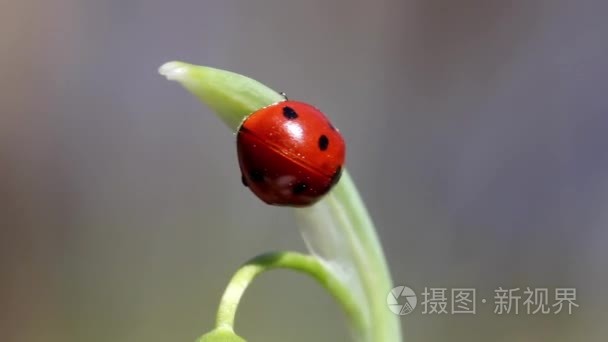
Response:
159,61,402,342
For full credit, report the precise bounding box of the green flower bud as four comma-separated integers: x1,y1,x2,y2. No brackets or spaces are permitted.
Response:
159,61,284,132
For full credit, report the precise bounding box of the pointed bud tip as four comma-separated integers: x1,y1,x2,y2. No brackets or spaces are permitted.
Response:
157,61,284,131
158,61,191,81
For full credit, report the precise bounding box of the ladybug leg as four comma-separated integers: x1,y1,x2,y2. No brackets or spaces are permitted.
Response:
279,91,288,100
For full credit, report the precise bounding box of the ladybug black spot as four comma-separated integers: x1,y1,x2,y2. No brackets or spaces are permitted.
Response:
249,169,265,183
241,175,249,187
282,106,298,120
330,166,343,187
292,182,308,195
318,135,329,151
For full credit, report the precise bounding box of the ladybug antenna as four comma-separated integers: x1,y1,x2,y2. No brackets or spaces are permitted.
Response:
279,91,288,100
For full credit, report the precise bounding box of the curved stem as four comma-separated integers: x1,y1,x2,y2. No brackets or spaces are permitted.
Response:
329,170,400,341
215,251,367,333
296,170,401,342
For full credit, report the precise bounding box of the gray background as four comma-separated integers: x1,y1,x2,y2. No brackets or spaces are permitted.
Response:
1,0,607,341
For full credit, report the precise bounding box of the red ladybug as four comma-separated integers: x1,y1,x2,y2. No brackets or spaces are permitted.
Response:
237,100,345,207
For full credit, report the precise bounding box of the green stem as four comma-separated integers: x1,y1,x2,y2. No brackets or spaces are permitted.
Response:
329,170,400,341
215,251,367,333
295,170,401,342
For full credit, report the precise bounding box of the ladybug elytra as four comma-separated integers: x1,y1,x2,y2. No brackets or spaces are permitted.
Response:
237,100,345,207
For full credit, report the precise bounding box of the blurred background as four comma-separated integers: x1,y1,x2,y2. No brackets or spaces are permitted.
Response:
1,0,607,341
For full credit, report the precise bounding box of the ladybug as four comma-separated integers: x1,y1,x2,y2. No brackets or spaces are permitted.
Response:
237,99,345,207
